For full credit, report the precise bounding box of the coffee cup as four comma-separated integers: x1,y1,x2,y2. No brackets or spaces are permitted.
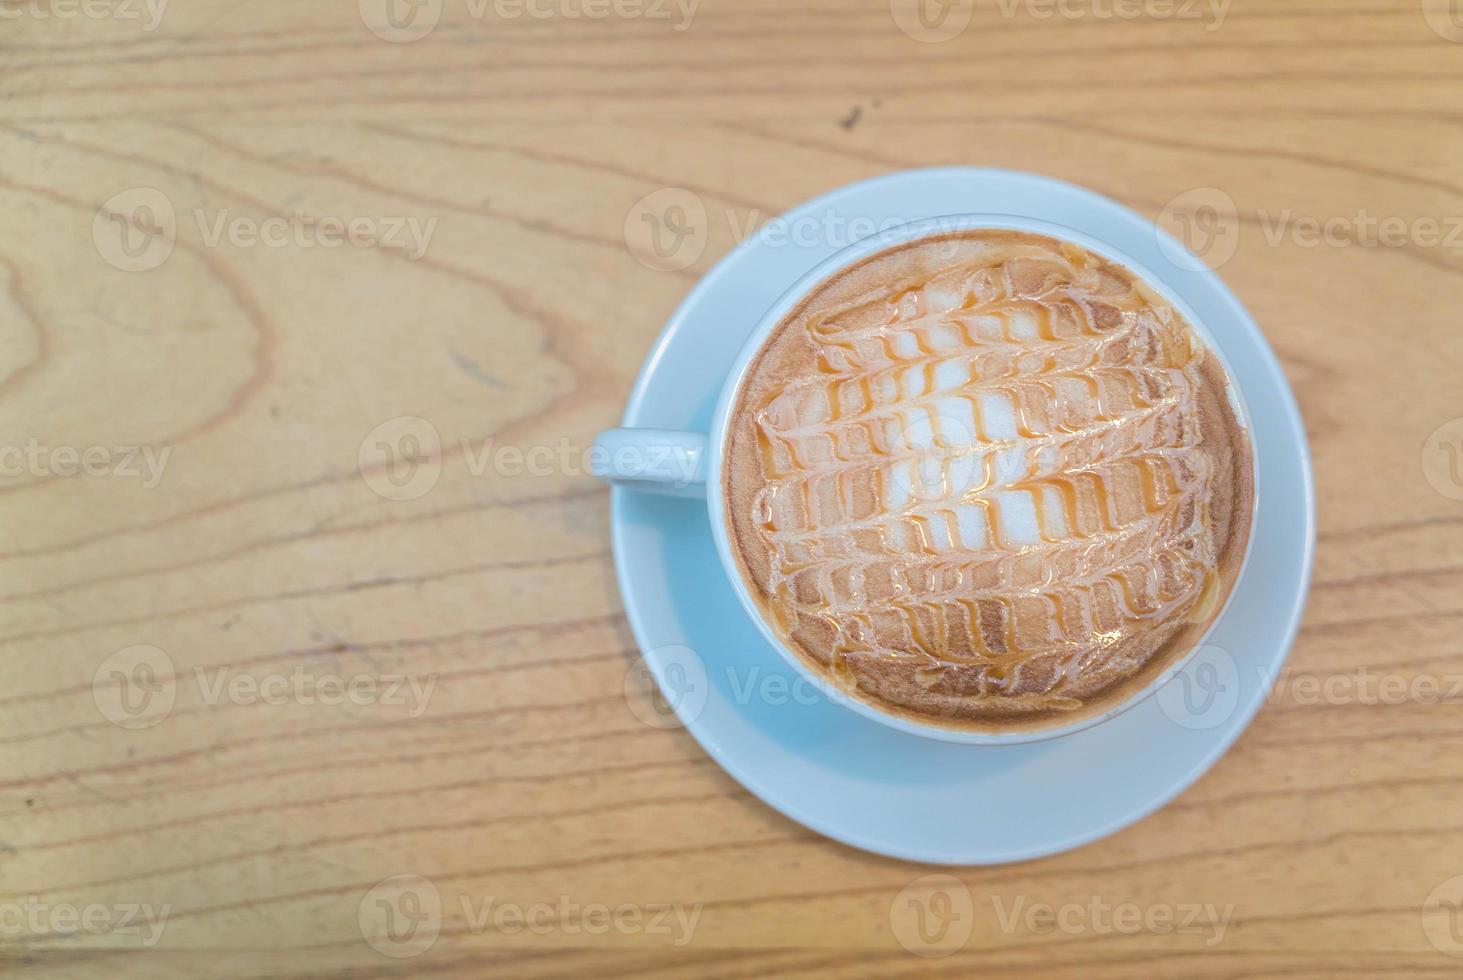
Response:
593,213,1256,745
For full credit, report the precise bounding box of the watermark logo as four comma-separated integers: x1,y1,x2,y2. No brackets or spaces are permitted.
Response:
1269,666,1463,707
1423,0,1463,42
991,894,1235,946
624,200,982,273
1157,187,1240,271
892,0,1228,40
0,440,171,488
997,0,1230,29
361,0,698,42
0,0,168,30
459,895,701,945
890,0,976,42
890,875,975,957
194,211,438,260
359,416,443,502
195,667,435,717
482,0,699,29
1422,417,1463,501
1422,874,1463,957
1255,210,1463,251
1157,655,1463,730
357,427,706,500
92,645,438,728
1155,643,1241,730
624,645,709,729
360,874,443,958
94,187,438,271
1159,188,1463,272
360,0,443,42
889,878,1234,957
93,187,176,273
619,637,1463,733
624,188,708,272
92,645,177,730
359,875,702,956
0,897,171,947
630,659,993,725
477,435,700,485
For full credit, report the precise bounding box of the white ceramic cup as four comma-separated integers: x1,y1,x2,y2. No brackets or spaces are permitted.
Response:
593,213,1256,745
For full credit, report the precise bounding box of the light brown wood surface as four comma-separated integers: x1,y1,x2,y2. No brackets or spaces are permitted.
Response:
4,0,1463,975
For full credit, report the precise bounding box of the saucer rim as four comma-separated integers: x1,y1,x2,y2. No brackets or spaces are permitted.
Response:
698,209,1265,746
611,166,1316,865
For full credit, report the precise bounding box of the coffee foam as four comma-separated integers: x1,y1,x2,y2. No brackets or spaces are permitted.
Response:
724,230,1253,732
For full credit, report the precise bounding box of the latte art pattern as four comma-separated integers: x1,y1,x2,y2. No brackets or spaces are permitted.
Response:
727,232,1251,725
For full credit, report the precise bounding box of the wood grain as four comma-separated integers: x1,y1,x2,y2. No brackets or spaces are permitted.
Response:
3,0,1463,975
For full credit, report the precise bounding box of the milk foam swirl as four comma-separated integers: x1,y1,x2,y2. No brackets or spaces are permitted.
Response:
744,237,1224,712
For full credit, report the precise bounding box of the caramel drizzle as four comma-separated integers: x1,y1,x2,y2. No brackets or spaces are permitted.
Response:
749,242,1218,706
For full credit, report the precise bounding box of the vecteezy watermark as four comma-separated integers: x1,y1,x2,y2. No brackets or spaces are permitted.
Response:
357,419,705,501
622,649,884,731
622,649,1019,731
623,192,988,273
0,0,168,30
1157,186,1463,271
889,875,976,957
0,440,171,488
619,630,1463,736
1422,0,1463,43
92,645,437,729
1254,210,1463,250
358,875,702,957
889,0,976,43
888,876,1235,957
92,645,176,731
92,187,438,272
193,210,437,260
1156,643,1243,730
1157,646,1463,731
459,896,701,946
359,417,443,502
996,0,1230,29
359,0,444,42
990,894,1236,946
1267,666,1463,708
360,875,442,958
623,646,709,730
890,0,1228,42
1422,417,1463,501
93,187,176,273
623,188,710,272
1423,874,1463,958
359,0,699,43
1156,187,1241,271
0,897,171,947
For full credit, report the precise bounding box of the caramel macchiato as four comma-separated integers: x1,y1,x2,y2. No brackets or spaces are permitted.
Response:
724,230,1253,732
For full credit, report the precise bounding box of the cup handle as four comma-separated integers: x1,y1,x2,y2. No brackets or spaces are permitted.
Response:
590,428,709,498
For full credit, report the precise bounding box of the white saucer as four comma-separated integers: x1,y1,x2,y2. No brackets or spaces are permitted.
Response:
611,168,1315,865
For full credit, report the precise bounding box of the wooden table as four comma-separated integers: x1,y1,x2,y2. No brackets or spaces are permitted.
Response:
5,1,1462,975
